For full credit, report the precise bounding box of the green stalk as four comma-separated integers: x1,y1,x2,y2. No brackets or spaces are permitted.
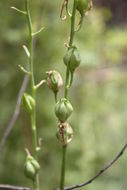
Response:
25,1,39,190
64,0,77,99
60,146,67,190
69,0,77,47
60,1,77,190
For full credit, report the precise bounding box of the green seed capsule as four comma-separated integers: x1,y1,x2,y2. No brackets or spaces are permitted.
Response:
55,98,73,122
21,93,35,113
24,161,36,180
56,123,73,146
76,0,91,15
63,47,81,73
47,70,63,94
27,156,40,174
31,159,40,173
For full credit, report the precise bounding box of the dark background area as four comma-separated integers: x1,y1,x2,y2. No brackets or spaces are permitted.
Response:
96,0,127,24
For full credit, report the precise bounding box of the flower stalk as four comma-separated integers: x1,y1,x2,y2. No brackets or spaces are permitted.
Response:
25,0,39,189
64,0,77,99
60,1,77,190
60,145,67,190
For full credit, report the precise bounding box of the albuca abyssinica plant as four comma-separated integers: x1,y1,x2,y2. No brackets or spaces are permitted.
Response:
48,0,93,190
11,0,93,190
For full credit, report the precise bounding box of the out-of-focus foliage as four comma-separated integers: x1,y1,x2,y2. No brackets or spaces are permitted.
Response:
0,0,127,190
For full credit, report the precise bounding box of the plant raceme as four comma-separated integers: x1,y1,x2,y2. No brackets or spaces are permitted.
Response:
54,1,93,190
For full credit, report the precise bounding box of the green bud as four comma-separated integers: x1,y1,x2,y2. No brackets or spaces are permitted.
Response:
47,70,63,94
63,47,81,73
24,161,36,180
56,122,73,146
76,0,92,16
55,98,73,122
21,93,35,113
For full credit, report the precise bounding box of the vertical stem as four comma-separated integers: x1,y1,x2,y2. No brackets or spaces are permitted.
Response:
55,93,58,103
60,146,67,190
64,67,70,99
61,1,77,190
69,0,77,47
64,0,77,99
25,1,39,190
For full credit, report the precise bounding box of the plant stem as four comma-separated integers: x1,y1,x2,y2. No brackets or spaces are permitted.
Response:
69,0,77,47
60,146,67,190
64,0,77,99
64,67,70,99
25,1,39,190
61,1,77,190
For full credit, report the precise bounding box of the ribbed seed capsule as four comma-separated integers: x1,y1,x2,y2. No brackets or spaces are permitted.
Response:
27,156,40,173
24,161,36,180
55,98,73,122
76,0,91,16
31,159,40,173
63,47,81,73
46,70,63,94
21,93,35,113
56,122,73,146
24,156,40,181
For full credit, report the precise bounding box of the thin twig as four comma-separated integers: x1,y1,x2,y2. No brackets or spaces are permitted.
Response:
61,142,127,190
0,74,29,156
0,184,32,190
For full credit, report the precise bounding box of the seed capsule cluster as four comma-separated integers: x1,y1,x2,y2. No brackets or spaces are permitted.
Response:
46,0,93,147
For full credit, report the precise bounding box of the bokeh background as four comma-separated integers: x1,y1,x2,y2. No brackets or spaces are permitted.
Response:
0,0,127,189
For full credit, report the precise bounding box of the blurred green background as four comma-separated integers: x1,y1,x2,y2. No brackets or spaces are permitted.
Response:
0,0,127,189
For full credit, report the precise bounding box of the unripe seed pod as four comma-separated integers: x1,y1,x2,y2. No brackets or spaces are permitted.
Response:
47,70,63,94
76,0,91,16
21,93,35,113
24,161,36,180
56,122,73,146
63,47,81,73
30,159,40,173
55,98,73,122
27,156,40,174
